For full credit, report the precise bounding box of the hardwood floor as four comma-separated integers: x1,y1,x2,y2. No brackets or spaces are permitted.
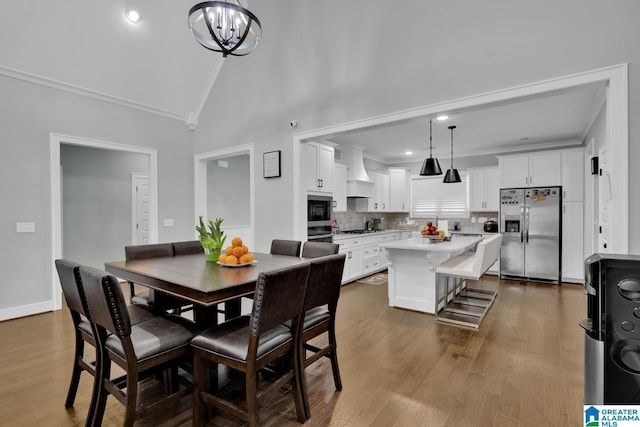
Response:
0,275,586,426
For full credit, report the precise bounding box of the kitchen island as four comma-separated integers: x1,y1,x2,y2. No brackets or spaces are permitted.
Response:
379,235,483,314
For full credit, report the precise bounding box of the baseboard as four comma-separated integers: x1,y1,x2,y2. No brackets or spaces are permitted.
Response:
0,301,54,322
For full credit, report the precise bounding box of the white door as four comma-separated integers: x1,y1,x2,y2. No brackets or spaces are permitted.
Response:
598,145,612,252
132,173,150,244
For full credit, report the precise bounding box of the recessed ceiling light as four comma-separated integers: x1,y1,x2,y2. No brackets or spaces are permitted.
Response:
436,115,449,121
405,151,413,156
125,9,141,24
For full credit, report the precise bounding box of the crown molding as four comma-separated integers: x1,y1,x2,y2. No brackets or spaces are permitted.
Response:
0,65,188,124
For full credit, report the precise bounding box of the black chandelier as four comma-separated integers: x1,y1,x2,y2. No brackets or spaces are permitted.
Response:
419,119,443,176
189,1,262,57
443,125,462,183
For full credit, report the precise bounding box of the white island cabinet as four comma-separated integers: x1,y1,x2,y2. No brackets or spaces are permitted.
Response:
380,235,482,314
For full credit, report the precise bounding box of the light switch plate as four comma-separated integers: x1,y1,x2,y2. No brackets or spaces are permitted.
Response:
16,222,36,232
163,219,175,227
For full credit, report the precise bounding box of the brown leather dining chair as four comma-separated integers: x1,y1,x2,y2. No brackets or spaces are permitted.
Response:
125,243,190,314
54,260,154,417
191,262,311,427
172,240,204,255
270,239,302,257
301,241,339,258
296,253,346,419
79,265,196,427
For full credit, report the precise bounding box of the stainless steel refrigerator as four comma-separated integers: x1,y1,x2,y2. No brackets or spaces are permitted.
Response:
499,186,562,283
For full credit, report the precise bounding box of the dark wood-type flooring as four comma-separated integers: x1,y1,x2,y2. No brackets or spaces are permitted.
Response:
0,275,586,426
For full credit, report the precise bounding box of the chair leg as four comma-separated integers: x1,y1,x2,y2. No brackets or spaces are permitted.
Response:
328,324,343,391
90,355,111,427
124,369,138,427
192,351,208,427
65,334,84,407
290,351,307,423
246,371,260,427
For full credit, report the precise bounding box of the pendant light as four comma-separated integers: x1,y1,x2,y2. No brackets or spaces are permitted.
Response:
443,125,461,183
419,119,443,176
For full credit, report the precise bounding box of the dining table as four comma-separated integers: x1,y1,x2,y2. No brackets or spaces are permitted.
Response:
105,252,310,327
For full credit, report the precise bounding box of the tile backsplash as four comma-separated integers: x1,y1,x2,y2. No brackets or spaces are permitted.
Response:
333,198,497,233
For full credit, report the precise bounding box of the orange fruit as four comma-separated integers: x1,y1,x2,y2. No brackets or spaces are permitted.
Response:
232,246,246,258
225,255,238,265
245,252,255,263
241,244,249,254
225,246,234,255
239,254,252,264
232,237,243,247
218,253,228,263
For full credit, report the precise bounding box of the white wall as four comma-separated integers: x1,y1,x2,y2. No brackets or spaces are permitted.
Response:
191,0,640,253
206,154,250,226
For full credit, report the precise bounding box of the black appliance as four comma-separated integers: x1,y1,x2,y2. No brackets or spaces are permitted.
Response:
583,253,640,404
307,195,333,242
483,219,498,233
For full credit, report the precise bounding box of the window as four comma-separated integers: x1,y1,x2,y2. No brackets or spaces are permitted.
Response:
410,174,469,218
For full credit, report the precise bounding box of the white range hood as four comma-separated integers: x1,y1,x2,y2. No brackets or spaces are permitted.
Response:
341,145,374,198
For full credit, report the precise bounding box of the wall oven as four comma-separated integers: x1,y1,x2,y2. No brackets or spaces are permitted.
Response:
307,195,333,242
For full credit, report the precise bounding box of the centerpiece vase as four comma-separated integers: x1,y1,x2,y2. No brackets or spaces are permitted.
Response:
203,247,220,262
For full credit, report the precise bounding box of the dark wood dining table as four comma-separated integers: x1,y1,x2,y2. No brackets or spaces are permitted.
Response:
105,252,310,327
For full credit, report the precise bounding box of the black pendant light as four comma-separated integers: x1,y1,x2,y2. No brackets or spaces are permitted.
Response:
419,119,443,176
443,125,461,183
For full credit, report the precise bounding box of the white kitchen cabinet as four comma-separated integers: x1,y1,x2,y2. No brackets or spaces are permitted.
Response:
499,152,561,188
356,171,389,212
561,150,584,202
333,162,347,212
388,168,410,212
301,142,334,193
469,167,499,211
562,201,584,282
338,237,362,283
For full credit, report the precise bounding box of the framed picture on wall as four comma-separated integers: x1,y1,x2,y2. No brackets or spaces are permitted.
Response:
263,150,281,178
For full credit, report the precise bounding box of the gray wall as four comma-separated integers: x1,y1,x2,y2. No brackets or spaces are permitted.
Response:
0,75,193,311
207,155,250,226
61,144,149,270
191,0,640,254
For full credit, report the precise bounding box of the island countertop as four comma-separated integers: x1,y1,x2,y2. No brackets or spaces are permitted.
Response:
379,235,482,253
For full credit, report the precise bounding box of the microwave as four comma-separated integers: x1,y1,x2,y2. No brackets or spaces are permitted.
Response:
307,195,333,241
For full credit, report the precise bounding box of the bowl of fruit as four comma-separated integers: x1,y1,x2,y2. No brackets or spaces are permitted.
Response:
420,222,450,242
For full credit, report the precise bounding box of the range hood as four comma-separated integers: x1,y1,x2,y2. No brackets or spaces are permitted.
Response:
341,145,374,198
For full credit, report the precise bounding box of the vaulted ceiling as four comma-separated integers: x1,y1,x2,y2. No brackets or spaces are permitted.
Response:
0,1,223,127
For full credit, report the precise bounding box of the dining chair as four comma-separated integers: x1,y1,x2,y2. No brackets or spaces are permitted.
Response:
191,262,311,427
172,240,204,255
78,265,196,427
301,241,339,258
270,239,302,257
125,243,190,314
296,253,346,419
54,260,155,413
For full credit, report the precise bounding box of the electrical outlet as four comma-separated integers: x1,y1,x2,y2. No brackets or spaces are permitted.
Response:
16,222,36,232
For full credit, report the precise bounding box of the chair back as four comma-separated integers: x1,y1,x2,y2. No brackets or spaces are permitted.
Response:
250,262,311,336
125,243,174,260
55,259,90,318
301,241,339,258
270,239,301,257
173,240,204,255
472,233,503,278
79,266,132,339
304,254,346,311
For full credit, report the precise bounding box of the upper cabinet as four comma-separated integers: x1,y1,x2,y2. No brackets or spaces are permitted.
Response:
301,142,334,193
388,168,410,212
333,162,347,212
499,152,562,188
468,167,499,211
356,170,389,212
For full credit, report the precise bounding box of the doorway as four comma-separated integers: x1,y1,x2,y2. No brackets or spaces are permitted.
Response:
194,144,255,249
50,133,158,311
